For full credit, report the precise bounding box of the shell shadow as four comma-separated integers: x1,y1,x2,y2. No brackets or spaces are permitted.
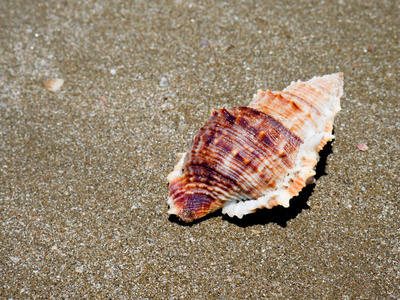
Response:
168,140,333,227
168,210,223,227
224,140,333,228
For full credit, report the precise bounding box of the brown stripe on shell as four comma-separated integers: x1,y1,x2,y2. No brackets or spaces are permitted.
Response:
283,80,330,115
280,91,321,115
168,106,303,221
188,107,302,195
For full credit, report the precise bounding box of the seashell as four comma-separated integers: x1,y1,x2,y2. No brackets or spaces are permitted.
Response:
168,73,344,222
43,78,64,92
356,143,368,151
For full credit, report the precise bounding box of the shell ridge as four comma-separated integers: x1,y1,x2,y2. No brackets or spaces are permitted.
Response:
183,120,264,201
225,108,304,195
283,84,329,118
222,131,324,218
186,134,261,197
185,163,246,199
185,107,291,198
250,89,323,139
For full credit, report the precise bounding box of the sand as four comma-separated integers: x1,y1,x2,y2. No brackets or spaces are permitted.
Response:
1,0,399,298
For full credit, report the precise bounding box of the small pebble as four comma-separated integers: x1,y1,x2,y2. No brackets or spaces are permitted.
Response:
10,257,20,263
98,96,108,109
75,266,84,273
159,77,168,87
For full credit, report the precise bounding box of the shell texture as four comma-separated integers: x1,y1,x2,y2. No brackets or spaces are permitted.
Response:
43,78,64,92
168,73,344,222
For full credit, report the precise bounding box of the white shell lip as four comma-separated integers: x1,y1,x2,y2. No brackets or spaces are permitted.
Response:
167,152,186,184
167,197,179,215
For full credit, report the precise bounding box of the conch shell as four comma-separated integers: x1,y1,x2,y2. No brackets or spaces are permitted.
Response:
168,73,344,222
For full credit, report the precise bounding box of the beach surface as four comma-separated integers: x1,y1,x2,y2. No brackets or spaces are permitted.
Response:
1,0,399,298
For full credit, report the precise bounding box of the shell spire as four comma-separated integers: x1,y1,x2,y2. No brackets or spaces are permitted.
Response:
168,73,344,222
